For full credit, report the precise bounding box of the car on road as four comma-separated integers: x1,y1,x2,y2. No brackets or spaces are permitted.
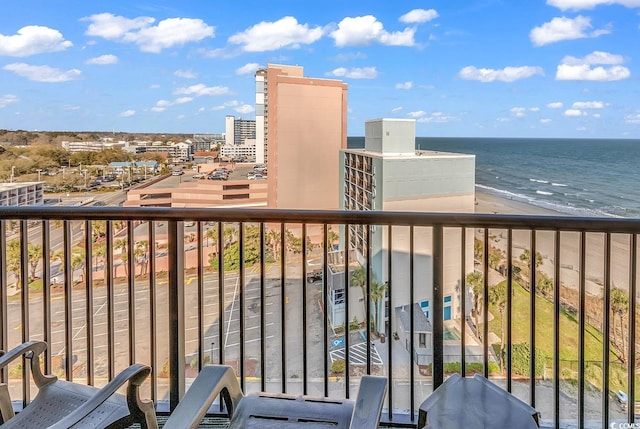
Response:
248,174,265,180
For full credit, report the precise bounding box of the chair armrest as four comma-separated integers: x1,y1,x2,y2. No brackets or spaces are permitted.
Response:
0,341,53,387
163,365,244,429
47,363,152,429
350,375,388,428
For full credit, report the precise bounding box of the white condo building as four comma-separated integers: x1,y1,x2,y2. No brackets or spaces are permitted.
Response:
337,118,476,365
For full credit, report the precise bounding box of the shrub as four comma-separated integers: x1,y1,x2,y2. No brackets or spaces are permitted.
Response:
511,343,546,377
331,359,346,375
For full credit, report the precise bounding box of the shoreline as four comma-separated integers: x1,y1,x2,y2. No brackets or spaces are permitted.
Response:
474,190,563,216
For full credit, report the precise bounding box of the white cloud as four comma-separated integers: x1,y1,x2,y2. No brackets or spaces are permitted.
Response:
85,54,118,65
391,106,403,112
174,69,196,79
530,107,540,112
174,83,232,96
547,102,564,108
229,16,323,52
547,0,640,10
572,101,606,108
407,111,426,118
236,63,260,75
540,118,553,123
175,97,193,104
0,26,72,57
625,113,640,123
399,9,439,24
395,81,413,90
327,66,378,79
458,65,544,82
234,104,254,114
120,109,135,117
415,111,458,123
330,15,416,47
496,117,511,122
530,16,609,46
0,94,19,108
562,51,624,65
555,51,630,80
556,64,630,80
3,63,82,82
83,13,214,53
564,109,587,116
510,107,527,117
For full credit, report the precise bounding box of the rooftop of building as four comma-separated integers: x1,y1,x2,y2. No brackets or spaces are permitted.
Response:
0,181,44,191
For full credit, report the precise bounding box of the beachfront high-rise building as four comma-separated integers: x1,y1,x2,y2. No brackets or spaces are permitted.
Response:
224,115,256,147
338,118,476,365
255,64,348,209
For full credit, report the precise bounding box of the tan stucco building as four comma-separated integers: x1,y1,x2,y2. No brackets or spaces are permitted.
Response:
255,64,348,210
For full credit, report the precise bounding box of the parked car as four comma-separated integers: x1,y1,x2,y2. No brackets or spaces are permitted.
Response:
248,174,265,180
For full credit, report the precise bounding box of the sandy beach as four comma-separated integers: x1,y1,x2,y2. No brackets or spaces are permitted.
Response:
473,190,635,303
475,191,562,216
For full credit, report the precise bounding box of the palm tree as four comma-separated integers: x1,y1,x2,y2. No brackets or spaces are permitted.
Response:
370,280,388,335
7,240,22,289
611,287,629,363
114,238,128,277
50,249,64,284
70,249,85,284
93,241,107,281
27,243,43,281
350,266,367,316
223,225,236,248
205,226,218,249
488,282,507,372
466,271,484,338
135,240,149,276
327,228,339,250
265,229,280,260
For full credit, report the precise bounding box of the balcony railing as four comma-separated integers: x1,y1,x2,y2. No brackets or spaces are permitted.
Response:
1,206,639,428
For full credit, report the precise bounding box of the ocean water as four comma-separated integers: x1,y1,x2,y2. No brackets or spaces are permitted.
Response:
347,137,640,218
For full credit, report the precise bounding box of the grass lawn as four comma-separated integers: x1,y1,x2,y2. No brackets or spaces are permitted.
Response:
487,280,637,394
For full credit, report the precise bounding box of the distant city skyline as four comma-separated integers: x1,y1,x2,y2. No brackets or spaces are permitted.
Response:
1,1,639,138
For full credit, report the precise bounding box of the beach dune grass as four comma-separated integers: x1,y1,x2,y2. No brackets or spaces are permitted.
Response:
487,280,637,395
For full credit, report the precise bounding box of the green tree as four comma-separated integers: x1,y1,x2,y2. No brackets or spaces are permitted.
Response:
70,248,85,283
205,225,218,248
370,280,387,335
27,243,42,281
265,229,280,261
466,271,484,338
611,287,629,363
135,240,149,276
93,241,107,281
488,282,507,372
7,240,22,289
114,238,128,277
519,249,543,270
536,274,553,297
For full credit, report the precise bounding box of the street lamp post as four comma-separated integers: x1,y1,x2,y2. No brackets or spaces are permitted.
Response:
36,169,42,181
10,166,15,183
82,169,88,190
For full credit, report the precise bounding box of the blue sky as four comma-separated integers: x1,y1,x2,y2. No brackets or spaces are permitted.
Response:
0,0,639,138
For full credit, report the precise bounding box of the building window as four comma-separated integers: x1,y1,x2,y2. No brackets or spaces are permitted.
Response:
419,333,427,348
334,289,345,305
420,300,429,318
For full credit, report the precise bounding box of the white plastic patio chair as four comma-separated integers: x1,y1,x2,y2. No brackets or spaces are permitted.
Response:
0,341,157,429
